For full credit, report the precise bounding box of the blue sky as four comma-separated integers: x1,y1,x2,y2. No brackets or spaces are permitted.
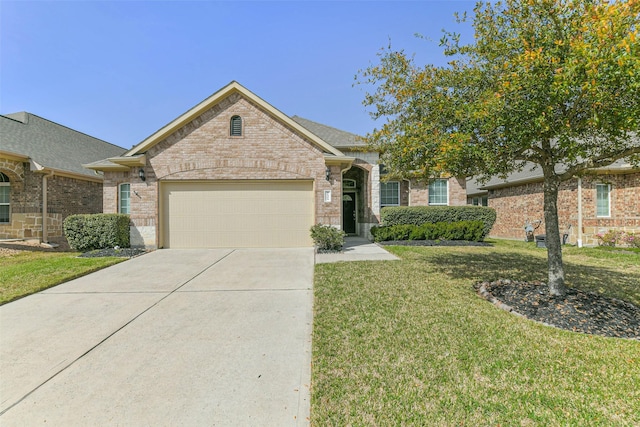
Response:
1,1,476,149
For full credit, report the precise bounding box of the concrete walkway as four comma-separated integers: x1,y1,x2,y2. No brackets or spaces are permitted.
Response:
315,236,399,264
0,248,314,426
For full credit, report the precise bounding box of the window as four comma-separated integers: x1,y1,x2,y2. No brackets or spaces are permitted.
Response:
470,196,488,206
0,172,10,224
596,183,610,217
230,115,242,136
380,181,400,206
119,183,131,214
428,179,448,205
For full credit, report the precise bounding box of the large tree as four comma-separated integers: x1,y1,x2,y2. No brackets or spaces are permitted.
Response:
358,0,640,296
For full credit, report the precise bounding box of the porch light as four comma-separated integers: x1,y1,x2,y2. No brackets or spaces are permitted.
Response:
325,166,331,181
139,168,146,182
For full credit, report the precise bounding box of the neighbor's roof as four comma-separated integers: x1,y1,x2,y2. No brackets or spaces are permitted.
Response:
467,158,637,193
0,112,125,179
291,116,366,149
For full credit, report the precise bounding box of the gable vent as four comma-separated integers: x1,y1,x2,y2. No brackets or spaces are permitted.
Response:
230,115,242,136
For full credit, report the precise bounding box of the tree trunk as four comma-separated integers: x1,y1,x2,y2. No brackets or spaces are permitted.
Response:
543,176,566,296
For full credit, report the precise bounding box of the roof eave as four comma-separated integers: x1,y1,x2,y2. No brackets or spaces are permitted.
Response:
108,154,146,167
0,150,30,162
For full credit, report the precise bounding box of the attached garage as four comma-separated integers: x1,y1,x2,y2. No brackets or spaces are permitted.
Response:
160,180,314,248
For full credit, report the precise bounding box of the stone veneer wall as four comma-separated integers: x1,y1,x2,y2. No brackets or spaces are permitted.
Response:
1,157,104,241
103,93,343,248
488,172,640,245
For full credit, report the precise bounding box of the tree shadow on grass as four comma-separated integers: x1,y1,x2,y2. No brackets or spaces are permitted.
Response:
420,250,640,306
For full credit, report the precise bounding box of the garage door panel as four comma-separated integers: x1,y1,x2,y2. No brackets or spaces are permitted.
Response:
161,181,314,248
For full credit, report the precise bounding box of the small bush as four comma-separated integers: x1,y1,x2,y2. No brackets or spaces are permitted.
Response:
596,230,640,248
624,232,640,248
310,224,345,251
595,230,624,247
380,206,496,239
64,214,130,252
371,221,486,242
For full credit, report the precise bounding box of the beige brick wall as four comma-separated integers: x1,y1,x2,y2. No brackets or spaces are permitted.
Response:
103,93,342,248
488,172,640,245
409,177,467,207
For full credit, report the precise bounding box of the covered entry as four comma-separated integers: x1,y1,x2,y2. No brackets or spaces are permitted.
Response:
160,180,314,248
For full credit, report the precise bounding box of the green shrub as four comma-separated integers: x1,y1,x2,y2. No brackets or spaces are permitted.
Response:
380,206,496,239
64,214,130,252
371,220,486,242
310,224,346,251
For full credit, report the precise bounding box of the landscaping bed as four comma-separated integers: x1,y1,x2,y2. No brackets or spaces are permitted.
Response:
78,248,148,258
378,239,492,247
476,279,640,340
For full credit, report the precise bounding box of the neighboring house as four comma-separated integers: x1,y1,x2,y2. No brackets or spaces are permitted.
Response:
86,81,467,249
467,160,640,246
0,112,125,243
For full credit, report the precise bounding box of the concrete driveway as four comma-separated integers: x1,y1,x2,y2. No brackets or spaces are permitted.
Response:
0,248,314,426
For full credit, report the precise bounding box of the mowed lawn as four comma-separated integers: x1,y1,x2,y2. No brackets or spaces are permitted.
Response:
0,251,124,305
312,240,640,426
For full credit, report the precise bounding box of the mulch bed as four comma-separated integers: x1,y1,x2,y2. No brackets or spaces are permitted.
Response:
378,240,492,247
78,248,148,258
476,279,640,340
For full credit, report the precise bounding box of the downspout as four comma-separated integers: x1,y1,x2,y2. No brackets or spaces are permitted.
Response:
42,171,54,244
577,177,583,248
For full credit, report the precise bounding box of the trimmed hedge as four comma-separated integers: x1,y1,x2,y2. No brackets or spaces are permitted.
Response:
371,220,486,242
380,206,496,239
64,214,130,252
310,224,346,251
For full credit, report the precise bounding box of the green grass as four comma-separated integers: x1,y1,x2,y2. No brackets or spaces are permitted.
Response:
0,251,124,305
312,240,640,426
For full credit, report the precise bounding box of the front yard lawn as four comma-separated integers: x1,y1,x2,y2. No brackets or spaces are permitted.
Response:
0,251,124,305
312,240,640,425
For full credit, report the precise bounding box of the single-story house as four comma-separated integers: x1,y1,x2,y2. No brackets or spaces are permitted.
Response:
86,81,467,249
467,160,640,246
0,112,125,243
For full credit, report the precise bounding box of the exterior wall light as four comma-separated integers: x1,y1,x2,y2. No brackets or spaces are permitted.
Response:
139,168,146,182
326,166,331,181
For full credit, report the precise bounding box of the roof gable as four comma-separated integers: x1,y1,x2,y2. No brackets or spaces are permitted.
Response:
126,81,344,158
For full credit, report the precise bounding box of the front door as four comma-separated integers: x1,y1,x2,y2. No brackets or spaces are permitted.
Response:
342,193,356,235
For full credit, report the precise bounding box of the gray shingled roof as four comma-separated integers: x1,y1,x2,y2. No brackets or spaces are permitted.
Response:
291,116,366,148
468,158,637,193
0,112,125,178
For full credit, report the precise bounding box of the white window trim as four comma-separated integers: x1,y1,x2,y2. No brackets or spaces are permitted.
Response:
0,181,10,224
596,183,611,217
428,179,449,206
118,183,131,215
380,181,400,207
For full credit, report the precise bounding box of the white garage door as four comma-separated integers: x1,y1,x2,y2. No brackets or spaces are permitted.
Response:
160,180,314,248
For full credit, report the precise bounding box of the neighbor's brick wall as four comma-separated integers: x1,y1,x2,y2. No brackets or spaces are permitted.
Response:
47,175,103,217
103,93,342,247
488,172,640,245
1,158,103,240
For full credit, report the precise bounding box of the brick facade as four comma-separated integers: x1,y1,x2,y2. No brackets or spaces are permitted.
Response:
102,93,342,248
1,157,104,242
488,172,640,245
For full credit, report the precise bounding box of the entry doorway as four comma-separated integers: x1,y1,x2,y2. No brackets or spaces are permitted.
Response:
342,192,357,235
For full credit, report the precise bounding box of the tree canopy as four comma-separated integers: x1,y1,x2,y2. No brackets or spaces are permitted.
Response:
358,0,640,295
